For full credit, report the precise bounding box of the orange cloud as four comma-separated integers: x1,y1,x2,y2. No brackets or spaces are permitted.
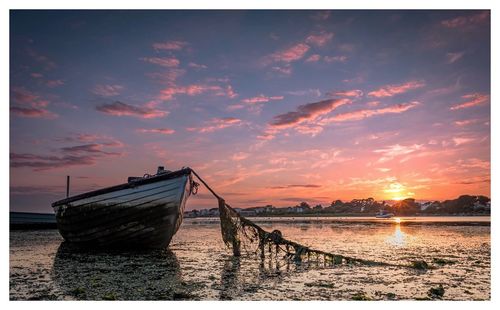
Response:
373,144,424,162
96,101,168,118
450,93,489,110
368,81,425,97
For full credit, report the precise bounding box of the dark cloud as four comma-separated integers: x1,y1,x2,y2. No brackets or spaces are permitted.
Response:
270,98,349,128
96,101,168,118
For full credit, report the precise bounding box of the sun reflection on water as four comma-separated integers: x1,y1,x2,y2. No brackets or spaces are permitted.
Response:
386,223,407,247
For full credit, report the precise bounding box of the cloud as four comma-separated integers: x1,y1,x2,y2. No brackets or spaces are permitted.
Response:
305,54,321,62
294,125,324,137
146,69,186,84
454,118,481,126
152,40,188,51
265,43,310,64
140,57,180,67
269,184,322,189
11,142,123,171
187,117,242,133
368,81,425,97
285,89,321,97
441,11,489,28
305,31,334,47
188,62,208,69
271,64,293,75
320,101,419,124
10,107,57,119
96,101,168,118
373,144,424,162
453,137,474,146
46,79,64,88
26,47,56,70
326,89,363,98
10,87,57,118
270,98,350,128
159,84,231,101
242,94,284,104
310,11,331,21
137,128,175,135
92,84,124,97
450,93,489,110
30,73,43,78
231,152,250,161
446,51,464,64
323,55,347,63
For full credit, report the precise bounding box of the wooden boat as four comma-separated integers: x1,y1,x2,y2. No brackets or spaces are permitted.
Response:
52,167,195,248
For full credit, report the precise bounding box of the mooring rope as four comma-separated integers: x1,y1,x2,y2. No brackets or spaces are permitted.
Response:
190,169,411,269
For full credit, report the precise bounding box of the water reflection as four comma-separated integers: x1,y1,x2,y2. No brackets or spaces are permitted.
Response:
385,223,408,247
52,242,188,300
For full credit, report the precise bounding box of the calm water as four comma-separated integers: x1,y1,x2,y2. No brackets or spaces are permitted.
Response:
10,217,490,300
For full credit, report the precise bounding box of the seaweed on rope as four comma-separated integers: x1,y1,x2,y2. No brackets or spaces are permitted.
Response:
192,169,409,268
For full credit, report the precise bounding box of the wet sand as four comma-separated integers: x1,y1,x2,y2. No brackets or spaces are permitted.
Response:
10,217,490,300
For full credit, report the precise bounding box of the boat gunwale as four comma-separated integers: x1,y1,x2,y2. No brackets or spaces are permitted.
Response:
52,167,192,208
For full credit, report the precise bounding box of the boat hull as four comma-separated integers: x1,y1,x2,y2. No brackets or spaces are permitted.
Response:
52,169,192,248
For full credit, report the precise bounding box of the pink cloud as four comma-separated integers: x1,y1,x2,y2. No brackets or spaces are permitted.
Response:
305,31,334,47
327,89,363,98
368,80,425,98
270,98,351,128
96,101,168,118
30,73,43,79
146,69,186,84
140,57,180,67
137,128,175,135
225,85,238,99
10,107,57,119
92,84,124,97
441,11,489,28
305,54,321,62
26,47,56,70
266,43,310,63
453,137,474,146
152,40,188,51
294,124,324,136
323,55,347,63
159,84,225,101
231,152,250,161
321,101,420,123
242,94,284,104
454,118,481,126
187,117,242,133
450,93,489,110
10,87,57,118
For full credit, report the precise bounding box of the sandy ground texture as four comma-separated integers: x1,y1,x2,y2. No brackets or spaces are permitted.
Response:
10,217,490,300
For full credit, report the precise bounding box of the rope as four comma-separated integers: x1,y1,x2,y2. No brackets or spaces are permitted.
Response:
190,169,410,269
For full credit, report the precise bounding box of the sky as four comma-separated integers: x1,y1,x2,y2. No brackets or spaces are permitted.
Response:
9,10,490,213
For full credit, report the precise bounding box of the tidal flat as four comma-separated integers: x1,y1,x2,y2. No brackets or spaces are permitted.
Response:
9,217,490,300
